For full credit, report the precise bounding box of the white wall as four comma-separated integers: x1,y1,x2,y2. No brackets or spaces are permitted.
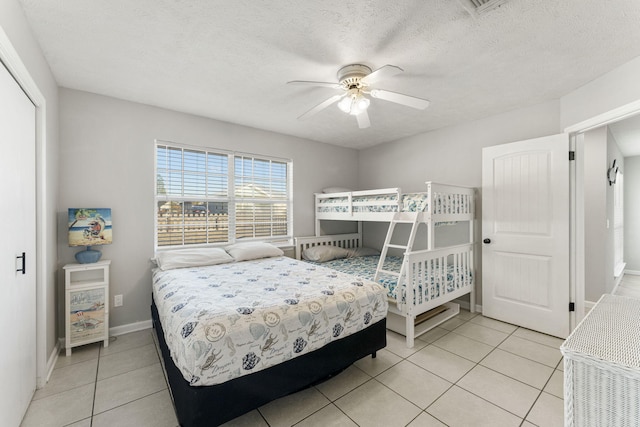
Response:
624,156,640,272
561,56,640,129
58,88,359,330
0,1,60,371
357,100,562,306
583,126,609,300
606,128,623,288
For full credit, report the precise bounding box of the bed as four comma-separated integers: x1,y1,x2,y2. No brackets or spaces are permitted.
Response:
300,182,476,348
150,244,388,427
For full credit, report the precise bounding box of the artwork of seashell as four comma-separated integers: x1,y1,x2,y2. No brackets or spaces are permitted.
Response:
332,323,344,337
242,352,260,370
364,312,372,325
336,300,348,313
192,340,212,358
236,307,254,315
249,323,267,340
293,337,307,353
298,311,312,326
181,321,197,338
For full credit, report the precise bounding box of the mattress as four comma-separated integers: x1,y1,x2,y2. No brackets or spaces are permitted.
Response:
152,256,388,386
317,191,470,217
305,255,472,304
317,192,429,214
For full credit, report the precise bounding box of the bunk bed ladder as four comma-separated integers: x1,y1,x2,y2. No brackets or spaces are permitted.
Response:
374,212,421,291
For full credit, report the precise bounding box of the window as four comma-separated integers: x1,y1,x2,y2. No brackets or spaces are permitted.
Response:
155,142,292,248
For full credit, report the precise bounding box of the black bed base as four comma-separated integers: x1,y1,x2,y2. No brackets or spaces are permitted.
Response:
151,299,386,427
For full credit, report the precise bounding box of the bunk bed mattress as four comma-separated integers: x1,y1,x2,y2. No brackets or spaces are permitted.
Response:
152,256,388,387
305,255,472,303
317,192,470,215
318,193,429,213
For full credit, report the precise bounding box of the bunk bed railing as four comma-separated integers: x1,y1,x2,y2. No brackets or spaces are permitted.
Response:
295,233,362,260
314,184,475,223
402,243,474,315
427,182,475,216
315,188,402,217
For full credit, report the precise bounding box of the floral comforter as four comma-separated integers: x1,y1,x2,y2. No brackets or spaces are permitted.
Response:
152,256,388,386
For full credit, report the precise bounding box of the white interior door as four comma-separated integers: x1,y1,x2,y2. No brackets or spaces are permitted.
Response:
0,61,37,425
482,134,570,338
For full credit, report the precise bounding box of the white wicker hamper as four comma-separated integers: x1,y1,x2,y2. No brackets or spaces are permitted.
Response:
560,294,640,427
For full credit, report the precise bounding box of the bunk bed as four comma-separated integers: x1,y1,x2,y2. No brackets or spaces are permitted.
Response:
151,245,388,426
297,182,476,348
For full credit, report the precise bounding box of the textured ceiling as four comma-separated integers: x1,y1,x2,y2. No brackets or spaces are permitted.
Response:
18,0,640,149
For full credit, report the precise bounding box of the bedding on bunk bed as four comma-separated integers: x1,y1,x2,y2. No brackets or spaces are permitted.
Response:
317,191,469,214
152,255,388,387
302,252,472,305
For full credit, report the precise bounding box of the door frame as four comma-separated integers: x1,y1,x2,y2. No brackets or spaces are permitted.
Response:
566,99,640,327
0,27,50,388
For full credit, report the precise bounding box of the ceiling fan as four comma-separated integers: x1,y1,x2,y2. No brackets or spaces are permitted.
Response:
288,64,430,129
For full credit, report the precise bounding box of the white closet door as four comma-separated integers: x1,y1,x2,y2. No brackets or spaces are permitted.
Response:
0,61,37,425
482,134,570,338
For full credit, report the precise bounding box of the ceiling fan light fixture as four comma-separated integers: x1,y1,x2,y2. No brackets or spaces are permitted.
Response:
289,63,430,127
338,90,370,115
337,96,352,114
356,96,370,111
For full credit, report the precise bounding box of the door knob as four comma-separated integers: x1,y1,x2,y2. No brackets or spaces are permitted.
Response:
483,238,491,244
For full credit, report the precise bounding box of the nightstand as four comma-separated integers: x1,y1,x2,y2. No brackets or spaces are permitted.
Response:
63,260,110,356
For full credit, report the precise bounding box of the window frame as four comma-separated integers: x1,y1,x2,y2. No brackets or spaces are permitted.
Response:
154,140,293,249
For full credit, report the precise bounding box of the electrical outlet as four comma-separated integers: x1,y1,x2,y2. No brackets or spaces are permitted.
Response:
114,294,123,307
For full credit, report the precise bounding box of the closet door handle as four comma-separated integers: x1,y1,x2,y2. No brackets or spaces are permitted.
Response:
483,238,491,244
16,252,26,274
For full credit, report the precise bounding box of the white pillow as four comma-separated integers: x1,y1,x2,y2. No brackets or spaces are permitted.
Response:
302,245,350,262
322,187,352,194
155,247,233,271
225,242,284,261
346,247,381,258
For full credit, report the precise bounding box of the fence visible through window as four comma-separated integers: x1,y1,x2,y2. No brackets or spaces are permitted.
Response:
155,142,292,247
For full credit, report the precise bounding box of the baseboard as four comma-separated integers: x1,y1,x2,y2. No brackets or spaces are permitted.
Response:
39,339,62,388
612,278,622,296
625,269,640,276
109,319,153,336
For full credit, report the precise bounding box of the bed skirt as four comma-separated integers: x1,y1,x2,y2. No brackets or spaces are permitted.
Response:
151,298,386,427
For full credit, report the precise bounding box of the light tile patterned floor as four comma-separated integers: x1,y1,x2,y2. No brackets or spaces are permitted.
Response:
21,309,566,427
614,273,640,299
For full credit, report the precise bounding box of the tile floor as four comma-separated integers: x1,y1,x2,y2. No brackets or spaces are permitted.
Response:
614,272,640,299
21,308,567,427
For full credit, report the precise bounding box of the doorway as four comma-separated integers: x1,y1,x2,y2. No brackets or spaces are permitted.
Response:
567,100,640,325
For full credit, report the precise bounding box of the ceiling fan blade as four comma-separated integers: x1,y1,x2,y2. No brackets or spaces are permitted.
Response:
356,110,371,129
298,94,345,120
287,80,342,89
360,65,403,85
370,89,430,110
